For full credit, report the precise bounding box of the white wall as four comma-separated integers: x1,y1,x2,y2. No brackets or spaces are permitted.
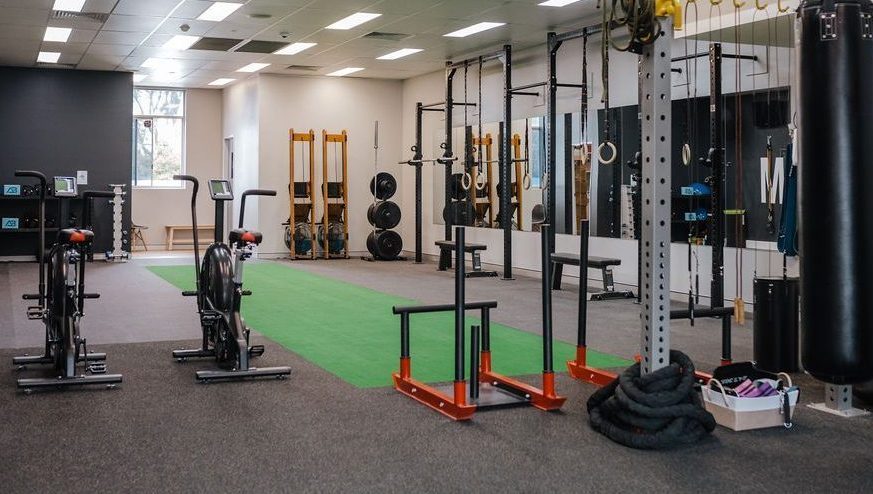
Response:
399,35,798,307
223,76,261,234
132,89,223,248
222,74,404,255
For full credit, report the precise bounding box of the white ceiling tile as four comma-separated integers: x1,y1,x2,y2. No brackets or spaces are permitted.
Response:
0,6,51,26
92,29,149,44
64,29,99,43
0,23,45,40
82,0,120,14
87,43,136,56
0,0,52,8
371,0,438,16
102,14,164,32
113,0,183,16
157,18,215,36
0,0,712,85
41,40,91,55
76,53,125,70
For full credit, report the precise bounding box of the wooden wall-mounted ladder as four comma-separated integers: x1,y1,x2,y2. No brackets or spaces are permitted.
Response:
511,133,524,230
289,129,317,259
321,130,349,259
472,133,495,227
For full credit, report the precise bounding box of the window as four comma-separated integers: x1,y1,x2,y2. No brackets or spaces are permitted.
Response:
132,88,185,188
528,117,545,189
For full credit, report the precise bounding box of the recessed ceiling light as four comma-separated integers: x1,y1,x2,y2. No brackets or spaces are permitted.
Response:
44,27,72,43
377,48,422,60
163,35,200,50
326,13,381,30
539,0,582,6
52,0,86,12
37,51,61,63
198,2,244,22
274,42,317,55
209,78,236,86
444,22,505,38
237,62,270,72
327,67,364,77
133,74,147,83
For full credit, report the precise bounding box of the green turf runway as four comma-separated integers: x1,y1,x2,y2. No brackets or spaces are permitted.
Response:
148,262,631,388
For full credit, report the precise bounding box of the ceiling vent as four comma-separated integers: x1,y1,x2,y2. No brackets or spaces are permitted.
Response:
363,32,412,42
190,37,243,52
51,11,110,24
236,40,289,54
285,65,321,72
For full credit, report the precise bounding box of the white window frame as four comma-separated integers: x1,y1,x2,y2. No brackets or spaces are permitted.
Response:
132,87,187,189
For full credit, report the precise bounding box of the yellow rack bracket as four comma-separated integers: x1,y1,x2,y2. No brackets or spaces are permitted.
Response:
656,0,684,29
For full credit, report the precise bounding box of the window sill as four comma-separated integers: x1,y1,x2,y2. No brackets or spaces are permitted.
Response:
132,186,186,191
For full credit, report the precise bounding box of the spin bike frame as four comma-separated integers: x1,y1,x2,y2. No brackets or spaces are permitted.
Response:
13,170,122,390
172,175,290,382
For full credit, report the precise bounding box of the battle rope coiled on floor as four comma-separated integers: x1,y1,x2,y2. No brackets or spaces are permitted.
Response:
587,350,716,449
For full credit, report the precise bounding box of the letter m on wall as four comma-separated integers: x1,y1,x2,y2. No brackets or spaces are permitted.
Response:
760,157,785,205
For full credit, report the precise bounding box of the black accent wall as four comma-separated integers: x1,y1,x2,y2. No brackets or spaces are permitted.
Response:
0,67,133,257
596,88,791,246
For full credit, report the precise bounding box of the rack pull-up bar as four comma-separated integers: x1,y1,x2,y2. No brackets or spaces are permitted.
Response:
671,52,757,63
511,81,546,92
447,50,504,70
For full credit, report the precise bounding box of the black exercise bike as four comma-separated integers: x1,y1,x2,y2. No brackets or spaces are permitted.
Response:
173,175,291,382
13,171,123,391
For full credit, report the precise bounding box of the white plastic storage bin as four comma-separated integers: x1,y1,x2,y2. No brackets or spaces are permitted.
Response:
702,374,799,431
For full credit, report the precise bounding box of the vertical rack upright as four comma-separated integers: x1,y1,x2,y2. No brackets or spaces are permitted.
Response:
321,129,349,259
289,129,317,260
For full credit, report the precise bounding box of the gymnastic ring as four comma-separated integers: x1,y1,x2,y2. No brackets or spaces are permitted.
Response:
681,143,692,166
597,141,618,165
475,171,487,190
461,172,473,191
522,173,532,190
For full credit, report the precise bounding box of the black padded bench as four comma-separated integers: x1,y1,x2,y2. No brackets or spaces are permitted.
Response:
550,253,634,301
435,241,498,278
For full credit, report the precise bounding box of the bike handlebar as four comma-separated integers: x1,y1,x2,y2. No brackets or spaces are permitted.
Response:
14,170,48,184
242,189,277,197
174,174,201,286
82,191,115,200
239,189,276,229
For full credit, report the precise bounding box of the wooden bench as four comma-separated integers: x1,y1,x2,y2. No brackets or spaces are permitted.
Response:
550,253,635,301
435,240,498,278
165,224,215,251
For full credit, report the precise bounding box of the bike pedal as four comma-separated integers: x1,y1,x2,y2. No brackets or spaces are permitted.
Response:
88,362,107,374
26,307,43,319
248,345,265,358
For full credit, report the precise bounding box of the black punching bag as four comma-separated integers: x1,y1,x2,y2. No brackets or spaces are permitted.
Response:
798,0,873,384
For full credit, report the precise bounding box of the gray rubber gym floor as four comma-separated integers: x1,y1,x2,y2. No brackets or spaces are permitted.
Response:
1,257,872,493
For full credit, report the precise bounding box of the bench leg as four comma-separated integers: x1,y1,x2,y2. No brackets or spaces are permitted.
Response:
438,249,450,271
602,267,615,292
551,263,564,290
166,229,173,251
471,251,482,272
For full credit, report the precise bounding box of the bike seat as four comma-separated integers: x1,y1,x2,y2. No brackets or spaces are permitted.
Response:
229,228,262,246
58,228,94,245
